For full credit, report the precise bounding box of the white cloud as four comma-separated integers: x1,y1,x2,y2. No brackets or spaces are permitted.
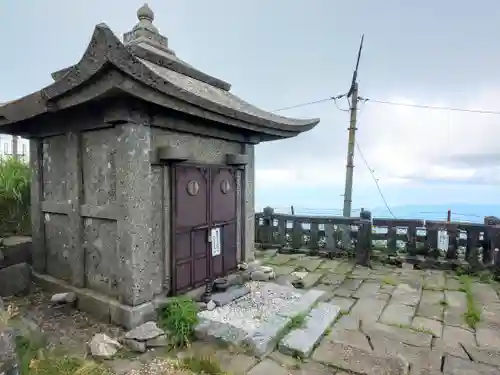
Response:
255,88,500,192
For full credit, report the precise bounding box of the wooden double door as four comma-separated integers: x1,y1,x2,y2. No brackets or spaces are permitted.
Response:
172,165,237,294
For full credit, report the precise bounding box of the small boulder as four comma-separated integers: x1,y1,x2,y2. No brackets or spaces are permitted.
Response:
291,271,308,280
260,266,274,274
206,300,216,311
50,292,76,304
0,263,31,297
89,333,122,359
146,334,169,348
124,321,164,341
250,270,275,281
123,338,146,353
237,262,248,270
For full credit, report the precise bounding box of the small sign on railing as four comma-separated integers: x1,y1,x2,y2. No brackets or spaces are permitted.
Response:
211,227,221,256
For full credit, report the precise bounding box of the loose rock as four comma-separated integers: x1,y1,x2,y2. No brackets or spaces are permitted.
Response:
146,334,169,348
123,338,146,353
124,321,164,341
89,333,122,359
50,292,76,304
206,300,216,311
237,262,248,270
250,270,275,281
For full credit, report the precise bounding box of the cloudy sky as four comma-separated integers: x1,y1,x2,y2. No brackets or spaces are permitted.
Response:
1,1,500,215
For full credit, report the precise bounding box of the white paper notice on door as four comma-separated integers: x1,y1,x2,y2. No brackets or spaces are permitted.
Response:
211,227,221,257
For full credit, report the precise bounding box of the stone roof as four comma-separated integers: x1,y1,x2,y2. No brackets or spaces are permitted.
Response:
0,4,320,140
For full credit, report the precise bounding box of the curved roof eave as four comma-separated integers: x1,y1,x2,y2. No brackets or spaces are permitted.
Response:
0,23,320,137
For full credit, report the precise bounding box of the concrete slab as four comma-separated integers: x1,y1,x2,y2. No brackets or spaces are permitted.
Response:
279,302,341,357
195,282,325,357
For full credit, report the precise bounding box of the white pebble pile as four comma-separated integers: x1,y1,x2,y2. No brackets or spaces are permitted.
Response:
198,281,303,333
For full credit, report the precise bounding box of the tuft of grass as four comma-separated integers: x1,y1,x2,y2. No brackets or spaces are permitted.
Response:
439,299,448,306
459,275,481,329
479,272,493,284
287,313,306,330
15,326,110,375
382,276,398,286
392,323,435,336
158,296,199,348
180,354,226,375
0,156,31,237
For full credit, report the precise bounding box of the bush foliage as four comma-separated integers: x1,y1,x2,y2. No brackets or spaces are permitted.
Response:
0,156,31,237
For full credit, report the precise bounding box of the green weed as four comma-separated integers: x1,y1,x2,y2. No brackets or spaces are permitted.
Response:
158,296,199,347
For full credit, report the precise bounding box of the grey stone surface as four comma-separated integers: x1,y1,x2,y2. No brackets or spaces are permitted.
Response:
247,358,290,375
122,338,146,353
476,328,500,350
0,263,31,297
312,340,409,375
124,321,164,341
391,283,421,306
276,289,325,318
211,285,250,307
463,345,500,367
352,281,382,299
366,322,433,347
379,303,416,326
349,297,388,326
0,237,31,270
443,355,498,375
412,317,443,337
245,314,290,357
0,328,17,367
32,272,156,329
442,325,476,348
279,302,341,357
330,296,356,313
327,328,372,351
89,333,122,359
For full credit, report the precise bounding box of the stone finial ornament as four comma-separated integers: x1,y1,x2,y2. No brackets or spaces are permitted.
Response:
137,3,154,22
123,3,170,52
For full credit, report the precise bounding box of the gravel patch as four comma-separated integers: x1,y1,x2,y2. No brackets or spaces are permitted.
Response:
198,282,303,333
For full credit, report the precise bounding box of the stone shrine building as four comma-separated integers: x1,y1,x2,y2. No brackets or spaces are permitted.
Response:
0,5,320,328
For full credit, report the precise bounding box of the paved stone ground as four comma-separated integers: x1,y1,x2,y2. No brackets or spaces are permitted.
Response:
221,251,500,375
7,252,500,374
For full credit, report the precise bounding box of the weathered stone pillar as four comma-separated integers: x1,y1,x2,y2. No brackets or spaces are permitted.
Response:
355,210,372,267
115,123,154,306
65,132,84,287
29,139,46,273
242,144,255,262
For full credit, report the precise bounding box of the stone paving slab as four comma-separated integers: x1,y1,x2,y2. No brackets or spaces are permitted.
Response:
211,253,500,374
312,339,409,375
278,302,340,357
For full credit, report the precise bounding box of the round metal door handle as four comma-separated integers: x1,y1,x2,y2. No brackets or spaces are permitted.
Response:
220,179,231,194
187,180,200,196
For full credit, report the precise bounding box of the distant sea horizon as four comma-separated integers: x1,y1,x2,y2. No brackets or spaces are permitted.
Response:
255,203,500,224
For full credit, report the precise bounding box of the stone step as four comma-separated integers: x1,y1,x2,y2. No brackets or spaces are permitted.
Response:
278,302,341,358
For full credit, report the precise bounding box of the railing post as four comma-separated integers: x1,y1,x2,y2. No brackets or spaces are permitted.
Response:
356,210,372,267
261,206,274,248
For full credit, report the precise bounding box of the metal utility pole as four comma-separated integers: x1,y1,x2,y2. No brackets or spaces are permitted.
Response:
342,83,359,217
342,35,364,218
